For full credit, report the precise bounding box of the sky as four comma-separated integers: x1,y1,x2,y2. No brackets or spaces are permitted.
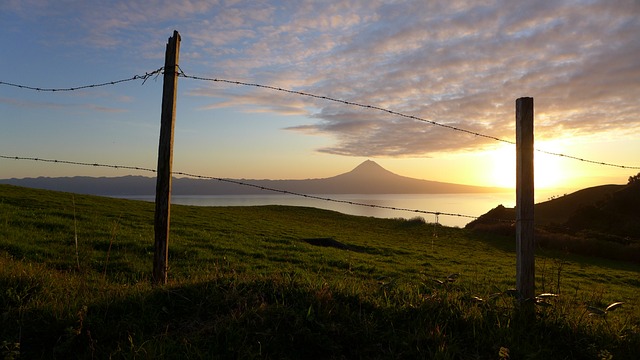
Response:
1,0,639,194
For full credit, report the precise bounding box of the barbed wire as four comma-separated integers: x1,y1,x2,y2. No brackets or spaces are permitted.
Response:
177,68,640,170
0,68,164,92
0,155,479,221
172,170,478,220
2,67,637,170
177,69,510,145
0,155,157,173
533,148,639,169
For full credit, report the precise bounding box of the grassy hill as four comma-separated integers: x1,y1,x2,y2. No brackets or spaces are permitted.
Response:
535,185,624,226
466,183,640,263
1,184,639,359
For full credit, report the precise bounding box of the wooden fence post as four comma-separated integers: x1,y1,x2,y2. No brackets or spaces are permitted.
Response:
153,30,181,285
516,97,535,301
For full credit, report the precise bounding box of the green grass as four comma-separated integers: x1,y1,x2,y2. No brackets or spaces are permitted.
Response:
1,184,639,359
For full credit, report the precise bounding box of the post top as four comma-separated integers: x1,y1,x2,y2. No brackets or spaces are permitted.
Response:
169,30,181,42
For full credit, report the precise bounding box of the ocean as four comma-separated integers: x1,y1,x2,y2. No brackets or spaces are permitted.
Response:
112,192,548,228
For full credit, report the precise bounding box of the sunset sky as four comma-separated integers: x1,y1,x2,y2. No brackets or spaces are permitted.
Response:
1,0,639,194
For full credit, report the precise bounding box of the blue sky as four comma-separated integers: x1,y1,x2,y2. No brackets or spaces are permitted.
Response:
1,0,639,191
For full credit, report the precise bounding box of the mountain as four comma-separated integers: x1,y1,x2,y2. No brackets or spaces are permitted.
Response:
288,160,503,194
0,160,504,195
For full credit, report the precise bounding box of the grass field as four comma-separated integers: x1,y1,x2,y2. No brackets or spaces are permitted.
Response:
1,184,639,359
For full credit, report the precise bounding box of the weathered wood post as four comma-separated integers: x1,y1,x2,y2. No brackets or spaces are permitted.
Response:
153,30,181,285
516,97,535,301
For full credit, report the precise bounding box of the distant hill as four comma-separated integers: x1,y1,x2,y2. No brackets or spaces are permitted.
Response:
467,183,639,233
466,181,640,263
0,160,505,195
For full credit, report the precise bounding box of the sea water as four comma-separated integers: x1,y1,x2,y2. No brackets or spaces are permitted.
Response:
114,192,555,228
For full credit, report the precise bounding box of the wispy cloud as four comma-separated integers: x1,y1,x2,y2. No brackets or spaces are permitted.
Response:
180,0,640,156
0,97,128,113
192,86,311,116
5,0,639,158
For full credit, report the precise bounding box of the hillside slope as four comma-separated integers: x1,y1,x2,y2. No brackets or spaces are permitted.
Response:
466,182,640,262
468,183,639,236
1,184,639,358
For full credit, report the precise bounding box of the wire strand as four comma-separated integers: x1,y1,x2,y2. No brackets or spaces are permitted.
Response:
2,67,638,170
0,68,164,92
177,68,640,170
0,155,156,172
173,170,478,219
0,155,480,220
0,65,640,170
177,70,510,145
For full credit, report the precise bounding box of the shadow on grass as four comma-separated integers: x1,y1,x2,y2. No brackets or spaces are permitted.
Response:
5,276,638,359
299,237,412,257
301,237,352,251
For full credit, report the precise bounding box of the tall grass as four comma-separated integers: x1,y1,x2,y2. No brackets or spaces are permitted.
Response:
1,184,639,359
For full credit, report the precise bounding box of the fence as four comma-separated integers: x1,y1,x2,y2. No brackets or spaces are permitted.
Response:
2,77,636,219
2,78,636,170
1,31,638,296
3,77,635,220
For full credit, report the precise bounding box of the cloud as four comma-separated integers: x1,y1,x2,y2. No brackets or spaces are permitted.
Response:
8,0,637,158
0,97,128,113
183,0,640,157
192,85,312,116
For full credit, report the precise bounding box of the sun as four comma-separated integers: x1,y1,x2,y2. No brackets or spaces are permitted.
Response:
534,144,568,189
487,143,567,190
487,145,515,188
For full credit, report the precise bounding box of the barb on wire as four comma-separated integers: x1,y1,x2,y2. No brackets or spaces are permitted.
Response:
178,69,640,170
141,68,163,85
0,68,164,92
1,155,480,221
